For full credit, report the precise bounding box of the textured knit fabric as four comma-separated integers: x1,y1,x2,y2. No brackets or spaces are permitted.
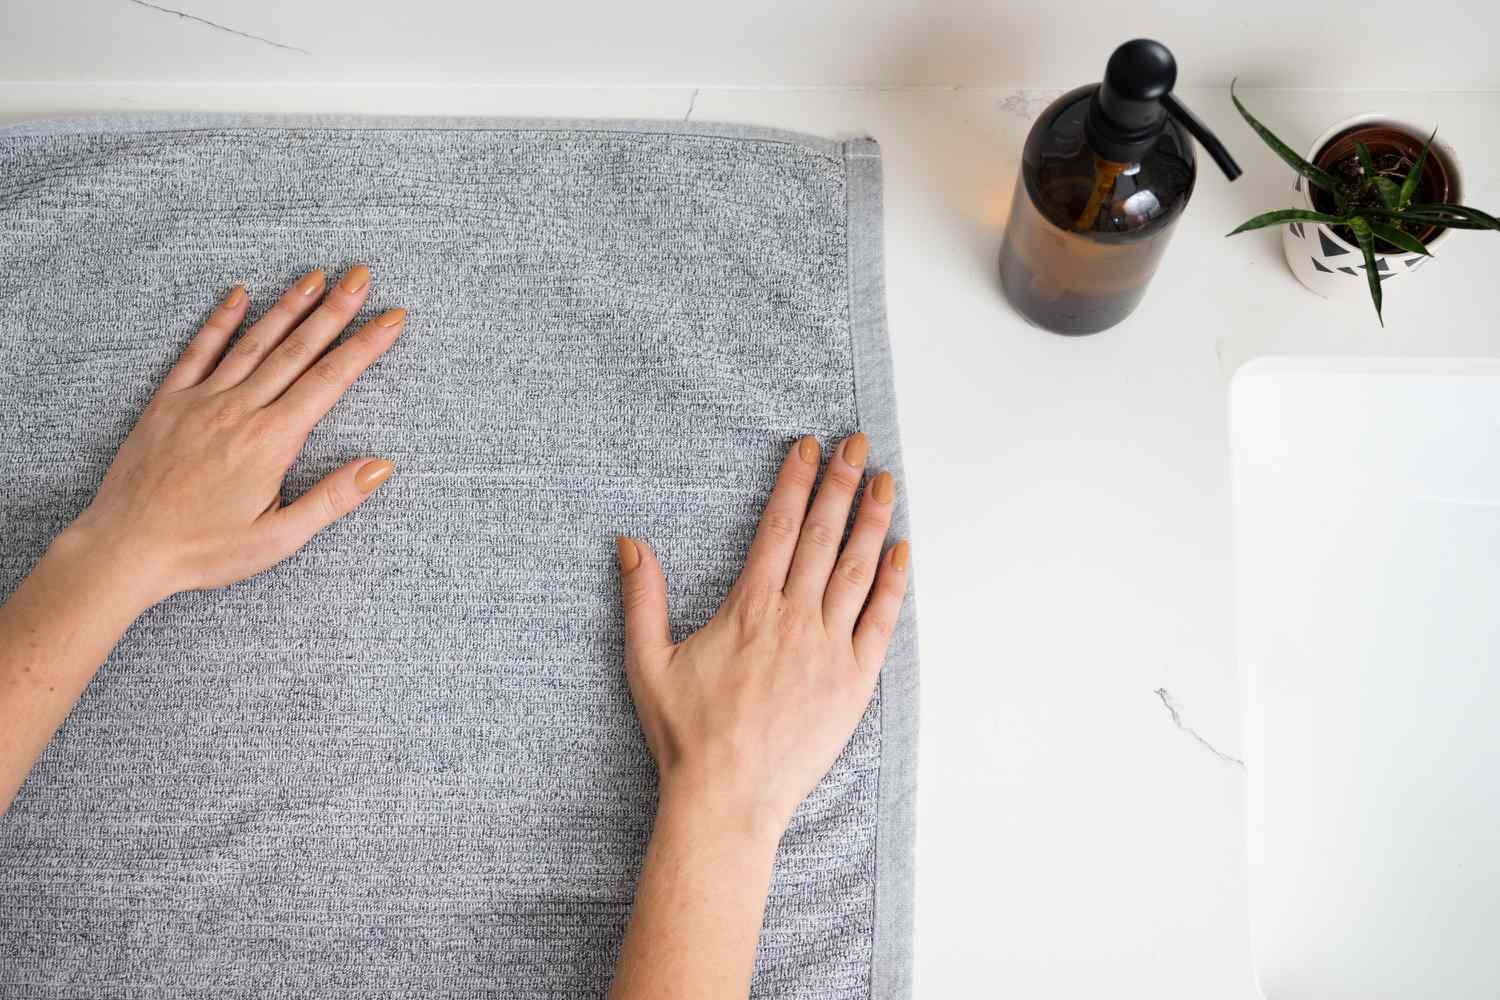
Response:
0,115,917,1000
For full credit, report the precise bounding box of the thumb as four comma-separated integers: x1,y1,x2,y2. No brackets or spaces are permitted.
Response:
264,457,395,559
617,536,671,664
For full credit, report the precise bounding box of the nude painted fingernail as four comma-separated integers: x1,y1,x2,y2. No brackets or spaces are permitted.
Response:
355,459,394,493
891,539,910,571
797,436,820,464
376,308,407,328
871,470,895,504
616,536,640,573
296,269,326,296
222,285,245,308
340,264,370,293
842,432,869,467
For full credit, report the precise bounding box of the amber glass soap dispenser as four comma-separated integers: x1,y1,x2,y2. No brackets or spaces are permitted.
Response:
998,39,1241,335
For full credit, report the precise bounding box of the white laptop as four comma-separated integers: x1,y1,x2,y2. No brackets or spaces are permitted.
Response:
1231,357,1500,1000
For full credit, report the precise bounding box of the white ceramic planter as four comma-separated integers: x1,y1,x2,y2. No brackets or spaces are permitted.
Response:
1281,113,1463,303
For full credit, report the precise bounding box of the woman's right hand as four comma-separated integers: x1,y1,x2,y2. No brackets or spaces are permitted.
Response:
61,266,406,609
615,433,910,842
2,266,405,816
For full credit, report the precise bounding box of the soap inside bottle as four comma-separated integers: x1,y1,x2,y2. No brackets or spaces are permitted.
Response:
998,85,1196,336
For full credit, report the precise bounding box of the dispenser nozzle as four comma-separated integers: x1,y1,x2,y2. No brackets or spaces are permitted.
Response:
1161,92,1242,181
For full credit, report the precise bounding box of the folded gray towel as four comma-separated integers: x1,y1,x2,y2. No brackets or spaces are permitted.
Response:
0,115,917,1000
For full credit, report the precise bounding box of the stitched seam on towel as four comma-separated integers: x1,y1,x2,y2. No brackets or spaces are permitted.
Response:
842,142,864,447
845,139,881,1000
0,122,846,166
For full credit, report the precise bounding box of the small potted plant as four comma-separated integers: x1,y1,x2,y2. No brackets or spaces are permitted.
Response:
1226,85,1499,325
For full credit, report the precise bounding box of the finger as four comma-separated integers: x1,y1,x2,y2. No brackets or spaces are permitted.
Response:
823,469,896,634
270,308,406,431
238,264,373,405
852,540,910,675
205,267,326,389
159,285,248,393
617,536,672,665
783,432,868,605
732,436,820,598
259,457,394,561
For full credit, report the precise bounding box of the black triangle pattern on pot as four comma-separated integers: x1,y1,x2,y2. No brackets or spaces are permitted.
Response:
1319,230,1350,257
1406,257,1426,270
1358,258,1392,273
1338,266,1359,276
1289,221,1304,239
1312,257,1334,273
1294,176,1302,193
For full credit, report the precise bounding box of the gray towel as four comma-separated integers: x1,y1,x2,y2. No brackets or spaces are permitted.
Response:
0,115,917,1000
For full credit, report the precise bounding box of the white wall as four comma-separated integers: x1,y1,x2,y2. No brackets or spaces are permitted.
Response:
4,0,1497,90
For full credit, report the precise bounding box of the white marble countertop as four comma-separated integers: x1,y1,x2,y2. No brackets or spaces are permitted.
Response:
4,81,1498,998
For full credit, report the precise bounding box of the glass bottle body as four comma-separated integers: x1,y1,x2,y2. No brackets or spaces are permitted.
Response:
999,85,1196,336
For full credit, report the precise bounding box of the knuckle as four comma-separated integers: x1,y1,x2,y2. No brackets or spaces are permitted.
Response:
246,411,295,450
278,336,314,364
760,509,802,542
621,577,655,612
731,582,777,624
320,483,349,522
802,519,840,549
176,340,208,366
205,401,248,428
776,602,815,639
232,335,265,358
836,556,871,587
355,326,386,351
307,359,344,390
863,613,897,641
783,461,818,489
879,568,908,596
824,467,862,492
200,316,233,338
859,497,894,526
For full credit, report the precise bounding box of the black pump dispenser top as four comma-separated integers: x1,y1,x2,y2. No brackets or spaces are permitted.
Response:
1085,39,1242,180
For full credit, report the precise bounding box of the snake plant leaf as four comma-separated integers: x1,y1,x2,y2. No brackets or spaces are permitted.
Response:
1419,203,1500,230
1366,220,1431,257
1397,128,1436,210
1231,82,1349,201
1365,207,1486,230
1226,208,1346,236
1355,141,1401,208
1372,177,1402,209
1393,204,1500,231
1350,218,1383,326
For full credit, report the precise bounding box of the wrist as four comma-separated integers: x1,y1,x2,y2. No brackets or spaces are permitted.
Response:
47,519,173,615
655,774,789,859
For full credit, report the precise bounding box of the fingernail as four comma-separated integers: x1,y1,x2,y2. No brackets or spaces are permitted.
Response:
616,536,640,573
842,432,869,468
296,269,326,296
376,308,407,328
871,470,895,504
891,539,910,571
340,264,370,293
355,459,394,493
797,436,820,464
222,285,245,309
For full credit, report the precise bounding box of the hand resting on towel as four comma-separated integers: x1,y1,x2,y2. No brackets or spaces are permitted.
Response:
0,266,404,814
610,434,910,999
